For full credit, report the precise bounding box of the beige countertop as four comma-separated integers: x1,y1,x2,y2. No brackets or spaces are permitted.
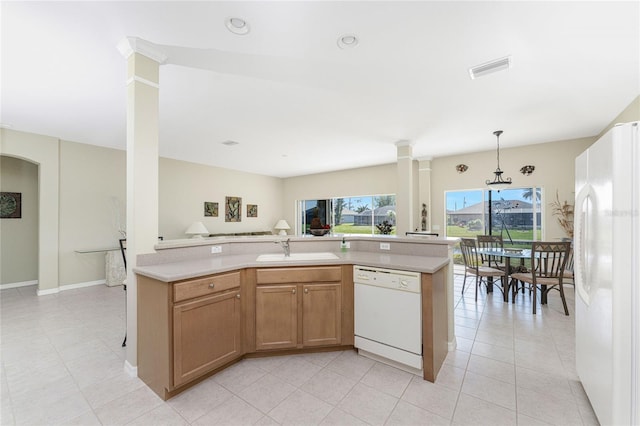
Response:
133,251,450,283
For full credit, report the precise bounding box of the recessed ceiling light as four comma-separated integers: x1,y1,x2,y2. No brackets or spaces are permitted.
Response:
337,34,359,49
225,17,250,35
222,140,240,146
469,55,512,79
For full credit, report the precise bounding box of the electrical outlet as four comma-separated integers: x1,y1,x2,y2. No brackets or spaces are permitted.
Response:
380,242,391,250
210,246,222,254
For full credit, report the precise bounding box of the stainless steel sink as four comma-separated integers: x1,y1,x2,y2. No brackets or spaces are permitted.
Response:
256,252,339,262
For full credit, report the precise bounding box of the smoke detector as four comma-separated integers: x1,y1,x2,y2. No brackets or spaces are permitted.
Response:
469,56,512,79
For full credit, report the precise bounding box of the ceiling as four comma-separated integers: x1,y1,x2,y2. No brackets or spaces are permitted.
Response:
2,1,638,178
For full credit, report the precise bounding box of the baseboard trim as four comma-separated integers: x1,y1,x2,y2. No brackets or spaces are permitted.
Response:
0,279,39,290
35,279,106,296
124,360,138,377
448,338,457,352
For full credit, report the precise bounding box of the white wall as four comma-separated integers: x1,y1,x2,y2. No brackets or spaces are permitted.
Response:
0,156,38,285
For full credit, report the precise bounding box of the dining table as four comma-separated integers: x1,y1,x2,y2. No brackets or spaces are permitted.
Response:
474,247,531,302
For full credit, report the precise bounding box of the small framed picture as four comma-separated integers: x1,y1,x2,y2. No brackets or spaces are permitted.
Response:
225,196,241,222
204,202,218,217
0,192,22,219
247,204,258,218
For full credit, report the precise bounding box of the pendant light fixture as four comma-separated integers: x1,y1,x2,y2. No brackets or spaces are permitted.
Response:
486,130,512,189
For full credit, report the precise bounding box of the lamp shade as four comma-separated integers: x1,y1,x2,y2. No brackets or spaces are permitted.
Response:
185,221,209,238
274,219,290,235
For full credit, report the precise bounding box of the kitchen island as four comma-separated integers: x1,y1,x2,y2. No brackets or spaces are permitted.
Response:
134,235,457,400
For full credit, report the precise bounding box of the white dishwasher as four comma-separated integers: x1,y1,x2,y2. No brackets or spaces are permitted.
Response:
354,265,422,373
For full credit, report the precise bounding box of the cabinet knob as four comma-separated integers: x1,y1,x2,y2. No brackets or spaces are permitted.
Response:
292,289,296,294
304,288,309,294
236,293,241,299
209,283,215,289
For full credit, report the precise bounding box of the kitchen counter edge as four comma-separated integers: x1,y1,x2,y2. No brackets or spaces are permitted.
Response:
133,252,450,283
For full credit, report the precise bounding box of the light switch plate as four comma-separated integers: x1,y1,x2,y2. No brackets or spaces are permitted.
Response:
211,246,222,254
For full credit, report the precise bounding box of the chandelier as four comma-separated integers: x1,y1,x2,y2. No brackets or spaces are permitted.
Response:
486,130,512,189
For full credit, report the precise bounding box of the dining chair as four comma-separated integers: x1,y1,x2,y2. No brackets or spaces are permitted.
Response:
510,241,571,315
119,236,163,347
563,244,574,284
460,238,505,301
119,238,128,347
476,235,505,269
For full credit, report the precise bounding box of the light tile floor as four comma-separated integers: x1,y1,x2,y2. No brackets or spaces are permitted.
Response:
1,273,599,425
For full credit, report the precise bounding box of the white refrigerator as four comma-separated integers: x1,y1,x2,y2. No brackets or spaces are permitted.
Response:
575,121,639,426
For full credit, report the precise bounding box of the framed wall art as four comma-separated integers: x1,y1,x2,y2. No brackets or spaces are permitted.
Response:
247,204,258,218
204,201,218,217
0,192,22,219
225,196,241,222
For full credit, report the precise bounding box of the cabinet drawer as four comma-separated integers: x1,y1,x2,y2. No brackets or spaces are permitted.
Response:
174,271,241,302
256,266,342,284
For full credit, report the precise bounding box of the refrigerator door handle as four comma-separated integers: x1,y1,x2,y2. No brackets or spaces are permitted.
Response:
574,184,592,306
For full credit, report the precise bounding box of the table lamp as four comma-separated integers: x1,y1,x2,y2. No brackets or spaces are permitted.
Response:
274,219,290,236
185,221,209,238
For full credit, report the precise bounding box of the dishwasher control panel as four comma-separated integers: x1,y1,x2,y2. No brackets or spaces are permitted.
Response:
353,266,421,293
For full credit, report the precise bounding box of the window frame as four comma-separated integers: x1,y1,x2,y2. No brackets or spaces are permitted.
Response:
444,186,543,246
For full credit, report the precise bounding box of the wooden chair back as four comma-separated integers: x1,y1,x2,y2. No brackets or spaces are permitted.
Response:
477,235,504,267
460,238,480,269
530,242,571,279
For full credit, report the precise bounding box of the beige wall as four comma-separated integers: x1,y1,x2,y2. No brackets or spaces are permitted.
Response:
598,95,640,138
2,129,285,288
0,156,39,285
0,129,60,292
282,163,397,233
159,158,284,239
58,141,127,286
430,137,595,241
281,138,595,241
1,96,636,288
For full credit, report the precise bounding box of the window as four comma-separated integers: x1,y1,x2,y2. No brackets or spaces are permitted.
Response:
298,194,396,236
446,187,542,247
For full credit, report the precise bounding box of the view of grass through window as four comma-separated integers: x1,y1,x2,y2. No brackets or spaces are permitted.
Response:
298,194,396,236
446,187,543,248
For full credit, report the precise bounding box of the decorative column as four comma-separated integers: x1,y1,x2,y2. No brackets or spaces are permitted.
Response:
117,37,166,375
396,141,415,236
417,157,432,232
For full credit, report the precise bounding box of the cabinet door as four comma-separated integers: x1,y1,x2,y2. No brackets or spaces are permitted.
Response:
256,285,298,350
173,289,241,387
302,283,342,347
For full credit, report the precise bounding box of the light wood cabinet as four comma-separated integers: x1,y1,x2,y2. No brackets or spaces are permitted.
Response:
136,261,448,402
255,284,298,350
302,283,341,347
173,288,241,386
255,267,342,350
137,271,243,400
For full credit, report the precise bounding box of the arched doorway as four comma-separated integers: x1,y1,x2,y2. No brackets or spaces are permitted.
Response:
1,156,38,288
1,129,60,293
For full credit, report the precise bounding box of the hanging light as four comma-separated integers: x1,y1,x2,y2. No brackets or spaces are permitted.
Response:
486,130,512,189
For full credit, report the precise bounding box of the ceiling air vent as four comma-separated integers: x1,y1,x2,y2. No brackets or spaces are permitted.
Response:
469,56,512,80
222,140,239,146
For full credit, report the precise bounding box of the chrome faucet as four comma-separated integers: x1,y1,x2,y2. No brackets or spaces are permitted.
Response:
276,238,291,257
